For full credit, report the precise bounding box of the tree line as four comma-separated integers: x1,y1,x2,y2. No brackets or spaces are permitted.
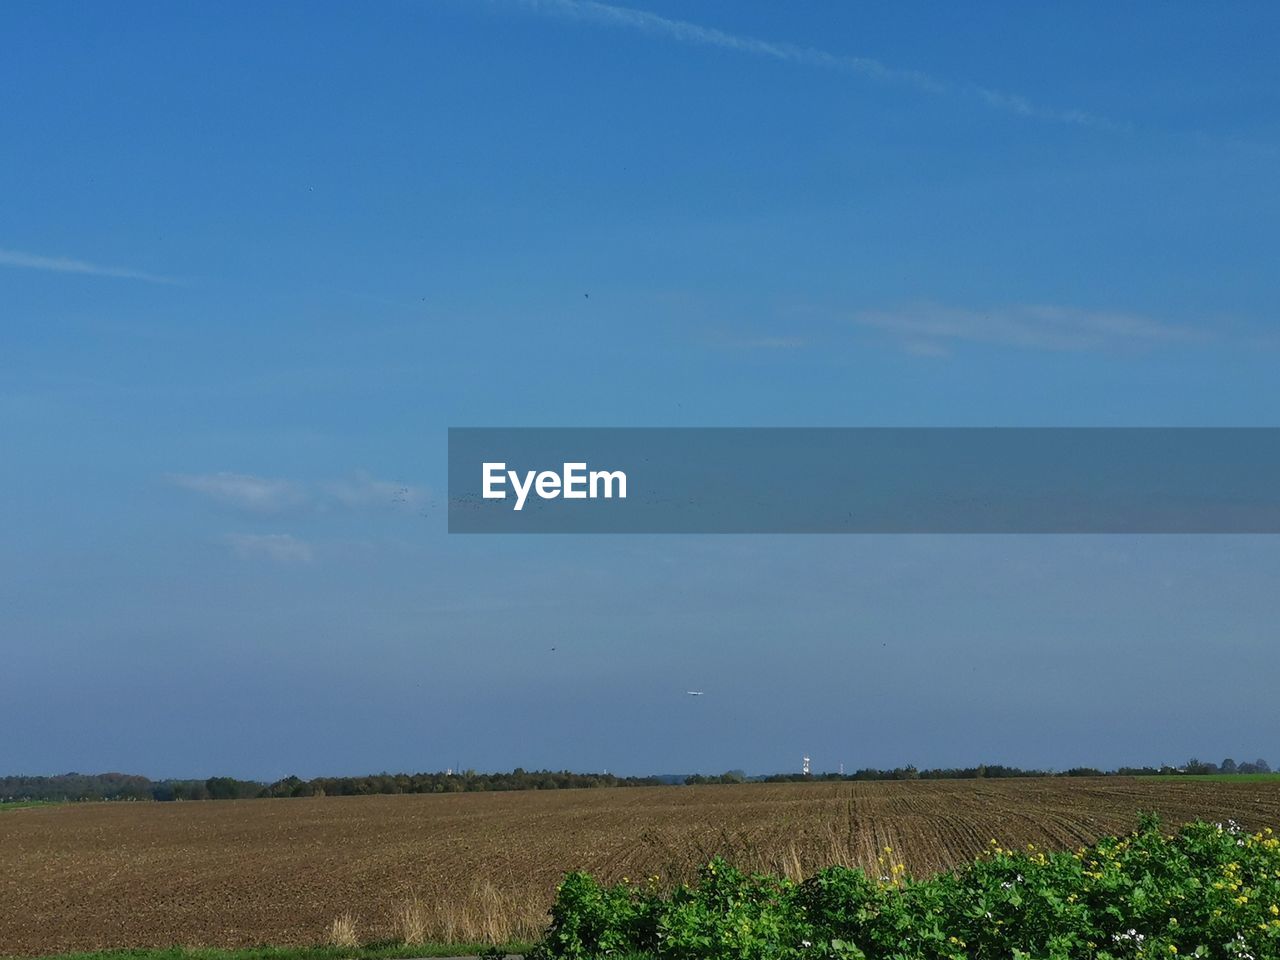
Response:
0,756,1270,803
758,756,1271,783
258,769,664,797
0,768,666,802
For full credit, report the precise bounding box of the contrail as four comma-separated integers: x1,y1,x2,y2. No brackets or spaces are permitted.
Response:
0,247,178,284
518,0,1120,129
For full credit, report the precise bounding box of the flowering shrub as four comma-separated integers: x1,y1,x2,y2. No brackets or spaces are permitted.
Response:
531,816,1280,959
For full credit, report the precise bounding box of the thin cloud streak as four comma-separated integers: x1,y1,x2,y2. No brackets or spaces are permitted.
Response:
170,472,308,513
170,471,428,514
220,533,314,564
853,302,1203,354
523,0,942,94
0,248,178,284
519,0,1119,128
323,472,428,510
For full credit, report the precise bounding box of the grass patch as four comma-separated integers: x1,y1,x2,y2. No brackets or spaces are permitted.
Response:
14,944,533,960
0,800,60,811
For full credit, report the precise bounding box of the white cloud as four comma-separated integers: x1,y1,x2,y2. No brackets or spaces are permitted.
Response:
519,0,1117,128
169,472,308,513
737,335,808,349
220,533,314,564
0,247,177,283
852,302,1202,354
711,333,809,350
322,472,427,510
171,470,427,513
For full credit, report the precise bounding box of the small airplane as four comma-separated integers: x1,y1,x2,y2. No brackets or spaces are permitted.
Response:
686,690,704,696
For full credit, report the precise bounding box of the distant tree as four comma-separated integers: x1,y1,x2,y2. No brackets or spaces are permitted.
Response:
204,776,261,800
1256,758,1272,774
1221,758,1238,775
170,780,209,801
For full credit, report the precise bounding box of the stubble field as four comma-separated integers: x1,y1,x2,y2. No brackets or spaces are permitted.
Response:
3,778,1280,956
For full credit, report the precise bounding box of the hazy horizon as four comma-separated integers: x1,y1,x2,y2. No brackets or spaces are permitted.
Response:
7,751,1273,785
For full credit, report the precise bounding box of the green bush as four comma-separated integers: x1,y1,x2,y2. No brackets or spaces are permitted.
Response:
540,871,659,959
531,817,1280,959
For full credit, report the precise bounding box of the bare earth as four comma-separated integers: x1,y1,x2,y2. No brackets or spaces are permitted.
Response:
3,778,1279,956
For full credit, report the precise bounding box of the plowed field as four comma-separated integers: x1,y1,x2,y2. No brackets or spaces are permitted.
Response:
3,778,1279,955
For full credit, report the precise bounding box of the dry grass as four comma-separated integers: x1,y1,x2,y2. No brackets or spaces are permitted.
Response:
326,913,359,948
388,885,542,945
405,881,544,944
2,778,1279,956
391,897,428,945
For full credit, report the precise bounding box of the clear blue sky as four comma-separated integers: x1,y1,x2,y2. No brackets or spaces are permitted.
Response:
2,1,1278,779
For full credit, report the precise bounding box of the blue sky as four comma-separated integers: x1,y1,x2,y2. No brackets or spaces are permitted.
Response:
2,1,1278,779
